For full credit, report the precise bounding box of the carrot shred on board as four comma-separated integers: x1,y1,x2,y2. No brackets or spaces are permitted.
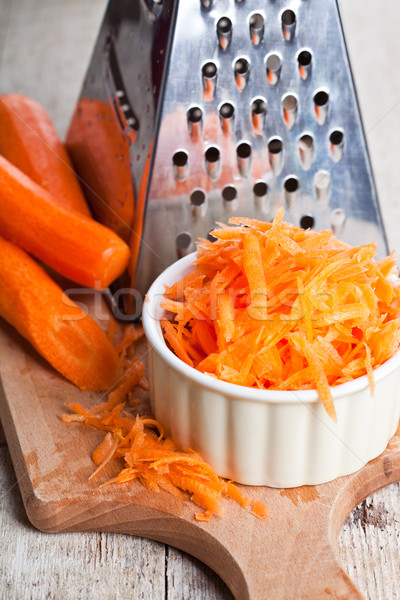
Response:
114,324,144,355
161,210,400,419
62,398,269,522
61,323,269,522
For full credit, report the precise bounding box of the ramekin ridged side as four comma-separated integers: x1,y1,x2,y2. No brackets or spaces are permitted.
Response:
143,253,400,487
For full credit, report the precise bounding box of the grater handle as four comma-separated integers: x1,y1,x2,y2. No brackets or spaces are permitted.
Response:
103,37,138,143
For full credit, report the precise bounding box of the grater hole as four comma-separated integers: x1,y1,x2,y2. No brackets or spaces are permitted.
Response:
202,61,217,101
329,129,344,162
220,102,235,119
249,13,264,45
237,142,252,178
187,106,202,123
200,0,213,8
251,97,267,132
254,180,269,211
299,134,313,149
283,176,299,208
249,13,264,29
205,146,221,181
253,181,268,197
314,170,331,202
282,94,298,129
268,138,283,154
297,49,312,80
202,62,217,78
268,137,284,175
207,230,217,242
234,57,250,91
234,58,250,75
217,17,232,50
251,98,267,115
265,52,282,86
314,90,329,107
330,129,343,145
300,214,315,230
330,208,346,233
281,9,295,25
217,16,232,34
187,106,203,137
176,232,192,250
222,185,237,202
266,53,281,72
173,150,188,167
282,94,297,112
283,176,299,209
172,150,188,182
313,89,329,125
176,232,193,258
205,146,220,162
314,170,331,189
281,9,296,41
298,50,312,67
284,177,298,193
237,142,252,159
219,102,235,134
190,189,206,206
298,133,314,170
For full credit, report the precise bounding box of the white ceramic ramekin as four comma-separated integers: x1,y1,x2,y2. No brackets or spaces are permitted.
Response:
142,252,400,487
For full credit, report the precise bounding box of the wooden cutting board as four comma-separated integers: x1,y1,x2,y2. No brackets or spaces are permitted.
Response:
1,317,400,600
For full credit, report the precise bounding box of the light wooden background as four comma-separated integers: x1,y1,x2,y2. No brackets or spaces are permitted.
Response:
1,0,400,598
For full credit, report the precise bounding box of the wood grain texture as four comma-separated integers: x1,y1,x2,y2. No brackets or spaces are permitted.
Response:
1,0,400,598
1,316,400,600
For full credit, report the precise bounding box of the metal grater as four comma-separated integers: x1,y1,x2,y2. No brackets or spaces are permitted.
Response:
67,0,388,302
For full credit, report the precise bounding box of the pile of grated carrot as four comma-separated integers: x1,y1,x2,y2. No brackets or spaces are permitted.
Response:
61,324,269,522
161,208,400,422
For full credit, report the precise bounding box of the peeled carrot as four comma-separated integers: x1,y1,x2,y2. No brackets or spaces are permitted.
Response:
66,98,135,242
0,94,91,216
161,209,400,419
0,155,130,289
0,235,121,391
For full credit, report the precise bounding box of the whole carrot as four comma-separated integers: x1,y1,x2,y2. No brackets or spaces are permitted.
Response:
0,93,91,216
0,155,130,289
0,235,121,391
67,98,134,242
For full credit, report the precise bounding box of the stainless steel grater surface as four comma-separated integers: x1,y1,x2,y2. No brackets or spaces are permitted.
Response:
67,0,388,300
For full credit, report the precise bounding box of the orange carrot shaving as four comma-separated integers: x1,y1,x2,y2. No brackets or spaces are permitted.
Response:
161,210,400,419
114,324,144,355
60,316,269,523
62,398,269,522
107,362,145,407
107,318,118,344
90,432,119,480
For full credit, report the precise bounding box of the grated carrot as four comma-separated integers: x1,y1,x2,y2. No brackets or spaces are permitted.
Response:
61,327,269,522
61,390,269,522
161,210,400,419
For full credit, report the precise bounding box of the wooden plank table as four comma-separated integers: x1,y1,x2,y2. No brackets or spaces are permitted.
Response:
0,0,400,597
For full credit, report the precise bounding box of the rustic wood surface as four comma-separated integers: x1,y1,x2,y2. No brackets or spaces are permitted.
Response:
0,0,400,598
1,308,400,600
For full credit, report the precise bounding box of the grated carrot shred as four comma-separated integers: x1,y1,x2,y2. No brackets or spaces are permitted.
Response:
161,210,400,419
61,343,269,522
62,394,269,521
